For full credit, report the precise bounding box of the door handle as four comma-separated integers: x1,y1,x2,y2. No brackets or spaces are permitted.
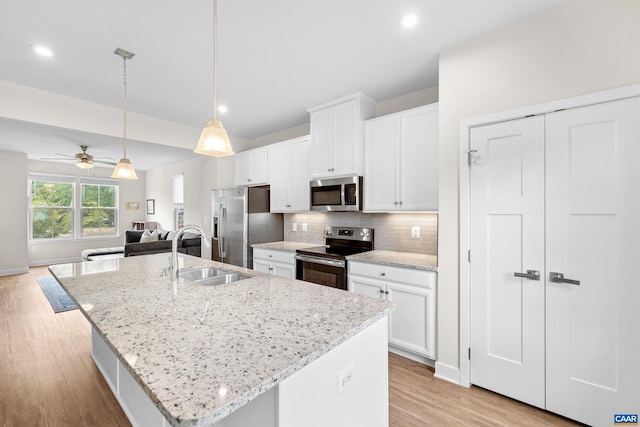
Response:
549,272,580,286
514,270,540,281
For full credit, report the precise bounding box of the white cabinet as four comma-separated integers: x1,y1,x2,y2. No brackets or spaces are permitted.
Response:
268,136,310,212
364,103,438,212
307,93,377,178
235,147,269,186
253,248,296,279
349,261,436,360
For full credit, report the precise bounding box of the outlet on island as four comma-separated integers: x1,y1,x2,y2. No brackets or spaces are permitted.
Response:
337,361,355,395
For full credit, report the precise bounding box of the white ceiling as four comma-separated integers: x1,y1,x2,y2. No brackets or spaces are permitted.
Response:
0,0,567,170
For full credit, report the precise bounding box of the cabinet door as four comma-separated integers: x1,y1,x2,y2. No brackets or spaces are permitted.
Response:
332,99,359,176
309,108,333,178
271,261,295,280
364,116,400,211
268,143,291,212
289,137,310,211
400,106,438,211
250,147,269,185
386,281,435,359
349,274,385,300
235,151,252,186
253,258,273,275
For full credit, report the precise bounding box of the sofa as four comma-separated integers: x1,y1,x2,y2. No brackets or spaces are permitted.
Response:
124,229,202,257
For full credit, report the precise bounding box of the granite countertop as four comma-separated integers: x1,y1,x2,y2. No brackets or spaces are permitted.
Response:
49,254,392,426
347,250,438,272
251,241,321,252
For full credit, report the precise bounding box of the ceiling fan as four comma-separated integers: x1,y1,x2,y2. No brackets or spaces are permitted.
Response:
41,145,117,169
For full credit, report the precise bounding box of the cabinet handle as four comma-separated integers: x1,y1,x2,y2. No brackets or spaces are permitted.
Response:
549,272,580,286
393,201,398,206
399,201,403,206
248,178,252,182
268,254,272,258
384,290,389,295
380,272,386,277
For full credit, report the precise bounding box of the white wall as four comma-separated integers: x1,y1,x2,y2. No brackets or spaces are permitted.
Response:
26,159,145,266
437,0,640,371
0,151,28,275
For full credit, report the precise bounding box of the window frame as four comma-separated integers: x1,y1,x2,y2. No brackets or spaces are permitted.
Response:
80,180,119,239
28,174,120,242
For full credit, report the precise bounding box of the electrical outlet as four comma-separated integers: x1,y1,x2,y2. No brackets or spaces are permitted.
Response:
292,223,297,232
337,361,355,395
31,246,37,252
411,226,420,238
302,223,308,232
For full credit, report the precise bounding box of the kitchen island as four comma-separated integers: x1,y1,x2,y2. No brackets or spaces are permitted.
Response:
49,253,393,427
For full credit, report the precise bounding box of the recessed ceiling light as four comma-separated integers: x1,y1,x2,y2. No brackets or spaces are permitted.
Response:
33,44,55,57
401,13,419,28
217,105,228,113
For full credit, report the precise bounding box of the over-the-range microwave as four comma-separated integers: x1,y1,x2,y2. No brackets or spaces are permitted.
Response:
310,176,362,212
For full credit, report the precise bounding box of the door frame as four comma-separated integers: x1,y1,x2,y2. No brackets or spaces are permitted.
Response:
456,83,640,388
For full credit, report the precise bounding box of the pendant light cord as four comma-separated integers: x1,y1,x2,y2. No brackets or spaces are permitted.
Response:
122,57,128,158
213,0,218,122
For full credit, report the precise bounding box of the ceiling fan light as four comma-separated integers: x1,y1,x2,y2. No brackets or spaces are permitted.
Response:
195,119,234,157
76,159,94,169
111,158,138,179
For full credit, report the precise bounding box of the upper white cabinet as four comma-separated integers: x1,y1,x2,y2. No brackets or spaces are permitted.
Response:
364,103,438,212
235,147,269,186
268,136,310,212
307,93,377,179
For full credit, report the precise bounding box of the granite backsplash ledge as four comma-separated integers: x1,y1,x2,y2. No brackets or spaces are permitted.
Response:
284,212,438,256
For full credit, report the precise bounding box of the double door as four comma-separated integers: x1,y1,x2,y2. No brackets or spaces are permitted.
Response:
469,97,640,426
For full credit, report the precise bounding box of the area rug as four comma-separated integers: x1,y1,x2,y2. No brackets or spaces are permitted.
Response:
36,276,77,313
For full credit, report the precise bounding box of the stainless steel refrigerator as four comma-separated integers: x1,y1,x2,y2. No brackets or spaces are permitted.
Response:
211,187,283,268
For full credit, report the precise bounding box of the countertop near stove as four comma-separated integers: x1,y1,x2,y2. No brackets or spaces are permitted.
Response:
252,241,321,252
347,250,438,272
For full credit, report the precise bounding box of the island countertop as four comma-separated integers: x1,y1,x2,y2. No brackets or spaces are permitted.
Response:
49,254,393,426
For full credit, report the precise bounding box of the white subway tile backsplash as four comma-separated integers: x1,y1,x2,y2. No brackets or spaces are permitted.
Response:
284,212,438,255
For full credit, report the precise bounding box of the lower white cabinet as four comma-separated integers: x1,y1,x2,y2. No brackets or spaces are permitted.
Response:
253,248,296,279
348,261,436,360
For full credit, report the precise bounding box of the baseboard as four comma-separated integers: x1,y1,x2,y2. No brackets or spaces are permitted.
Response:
388,346,435,368
0,267,29,277
29,257,83,267
434,361,462,386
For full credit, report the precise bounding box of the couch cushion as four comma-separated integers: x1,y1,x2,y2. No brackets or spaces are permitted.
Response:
158,230,170,240
125,230,145,244
180,232,201,240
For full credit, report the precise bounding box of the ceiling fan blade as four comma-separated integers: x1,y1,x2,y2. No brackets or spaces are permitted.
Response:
53,153,76,158
40,157,75,161
95,160,117,166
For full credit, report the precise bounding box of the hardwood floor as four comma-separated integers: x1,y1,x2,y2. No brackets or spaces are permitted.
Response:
1,267,580,426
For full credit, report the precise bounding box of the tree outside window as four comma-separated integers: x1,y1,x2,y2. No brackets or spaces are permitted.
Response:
31,180,74,239
81,184,118,237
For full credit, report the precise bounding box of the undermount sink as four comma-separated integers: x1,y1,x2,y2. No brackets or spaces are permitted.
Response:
178,267,249,286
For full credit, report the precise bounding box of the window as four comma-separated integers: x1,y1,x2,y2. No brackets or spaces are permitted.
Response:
172,173,184,229
30,177,74,239
29,174,119,240
81,182,118,237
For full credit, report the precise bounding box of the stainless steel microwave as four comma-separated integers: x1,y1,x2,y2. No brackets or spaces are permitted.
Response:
310,176,362,212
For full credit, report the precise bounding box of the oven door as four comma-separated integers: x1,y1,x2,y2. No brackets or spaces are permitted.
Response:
295,254,347,290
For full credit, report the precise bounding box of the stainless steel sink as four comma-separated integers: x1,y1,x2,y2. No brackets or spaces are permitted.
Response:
178,267,249,286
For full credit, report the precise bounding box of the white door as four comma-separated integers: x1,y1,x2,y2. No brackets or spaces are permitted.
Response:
364,115,399,211
268,143,290,212
469,116,546,408
545,98,640,426
349,275,385,300
309,107,333,178
332,99,358,176
271,261,295,280
253,259,273,275
289,137,310,211
386,281,435,359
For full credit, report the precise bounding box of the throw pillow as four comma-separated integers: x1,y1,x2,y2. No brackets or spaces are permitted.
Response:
139,229,159,243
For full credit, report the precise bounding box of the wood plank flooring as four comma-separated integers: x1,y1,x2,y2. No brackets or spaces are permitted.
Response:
1,267,581,426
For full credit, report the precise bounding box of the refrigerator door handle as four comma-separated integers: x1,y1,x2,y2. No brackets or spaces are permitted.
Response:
220,204,227,259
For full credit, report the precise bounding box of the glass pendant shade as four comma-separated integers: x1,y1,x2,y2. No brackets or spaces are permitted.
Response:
111,157,138,179
195,119,234,157
75,159,94,169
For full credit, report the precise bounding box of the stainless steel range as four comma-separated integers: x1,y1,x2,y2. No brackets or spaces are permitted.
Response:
295,226,374,290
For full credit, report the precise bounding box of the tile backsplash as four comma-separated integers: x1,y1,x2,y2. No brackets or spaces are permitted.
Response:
284,212,438,255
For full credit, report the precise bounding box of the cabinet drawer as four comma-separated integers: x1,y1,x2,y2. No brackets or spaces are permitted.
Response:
349,261,435,289
253,248,295,265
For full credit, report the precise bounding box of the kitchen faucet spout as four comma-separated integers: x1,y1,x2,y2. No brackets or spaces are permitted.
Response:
171,225,210,282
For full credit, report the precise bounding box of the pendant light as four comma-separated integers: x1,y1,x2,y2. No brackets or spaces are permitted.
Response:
194,0,234,157
112,48,138,179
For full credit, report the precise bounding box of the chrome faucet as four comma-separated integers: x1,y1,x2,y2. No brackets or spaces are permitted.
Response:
171,224,211,282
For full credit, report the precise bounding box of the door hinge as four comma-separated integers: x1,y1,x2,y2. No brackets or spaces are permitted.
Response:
468,348,471,360
467,150,478,166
